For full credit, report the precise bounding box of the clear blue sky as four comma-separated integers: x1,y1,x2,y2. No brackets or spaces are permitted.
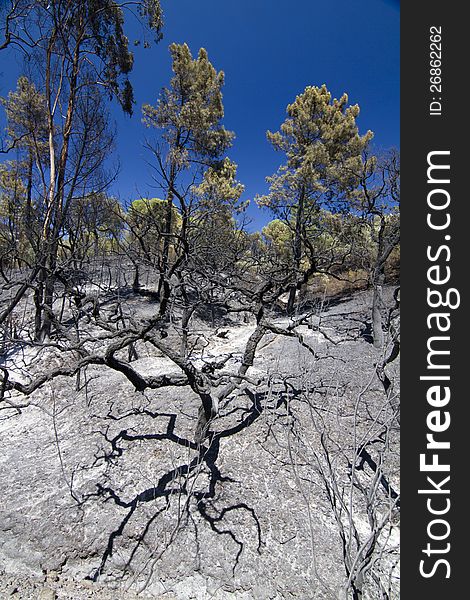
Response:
1,0,400,231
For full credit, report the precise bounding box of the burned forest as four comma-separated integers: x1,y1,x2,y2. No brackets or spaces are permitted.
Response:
0,2,400,599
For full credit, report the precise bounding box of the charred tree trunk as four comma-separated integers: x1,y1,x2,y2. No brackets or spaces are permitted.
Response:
287,190,305,315
161,189,174,275
157,173,176,301
132,262,141,292
24,151,35,252
370,215,399,349
36,238,59,341
34,278,44,341
371,266,385,349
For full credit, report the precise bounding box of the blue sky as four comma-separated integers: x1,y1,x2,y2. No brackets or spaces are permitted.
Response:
0,0,399,230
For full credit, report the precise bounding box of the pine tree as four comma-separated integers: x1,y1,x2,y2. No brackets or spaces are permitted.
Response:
258,84,373,313
142,43,234,294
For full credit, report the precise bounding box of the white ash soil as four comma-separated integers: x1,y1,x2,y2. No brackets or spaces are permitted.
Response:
0,288,399,599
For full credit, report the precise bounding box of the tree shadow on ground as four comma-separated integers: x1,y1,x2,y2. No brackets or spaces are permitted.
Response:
86,386,293,584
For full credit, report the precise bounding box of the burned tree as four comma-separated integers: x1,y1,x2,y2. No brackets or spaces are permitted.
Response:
0,0,163,339
353,149,400,348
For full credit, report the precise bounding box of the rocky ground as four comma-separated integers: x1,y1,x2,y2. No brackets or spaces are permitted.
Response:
0,288,400,599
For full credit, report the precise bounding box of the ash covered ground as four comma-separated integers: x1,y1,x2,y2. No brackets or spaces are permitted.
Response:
0,288,400,599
